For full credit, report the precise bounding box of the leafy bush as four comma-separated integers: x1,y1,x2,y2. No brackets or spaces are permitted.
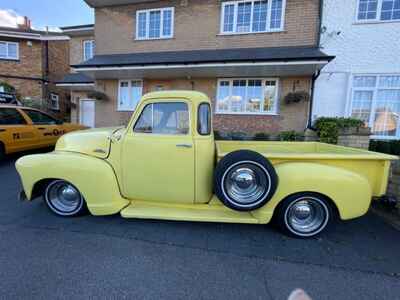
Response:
314,117,365,144
369,140,400,155
254,132,270,141
0,82,16,93
278,131,304,141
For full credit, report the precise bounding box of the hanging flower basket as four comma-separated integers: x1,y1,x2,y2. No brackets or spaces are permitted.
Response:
87,90,108,101
284,91,310,104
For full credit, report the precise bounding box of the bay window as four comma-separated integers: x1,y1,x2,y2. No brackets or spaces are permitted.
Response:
216,78,279,114
136,7,174,40
349,75,400,139
0,41,18,60
357,0,400,22
221,0,285,34
118,80,143,111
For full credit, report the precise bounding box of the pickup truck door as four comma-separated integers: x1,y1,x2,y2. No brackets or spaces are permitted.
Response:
121,101,195,203
0,107,40,154
21,109,64,147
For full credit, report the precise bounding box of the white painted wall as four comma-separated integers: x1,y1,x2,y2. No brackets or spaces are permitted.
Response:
313,0,400,119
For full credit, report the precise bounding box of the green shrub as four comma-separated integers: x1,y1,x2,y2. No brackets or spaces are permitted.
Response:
314,117,365,144
254,132,270,141
369,140,400,155
278,131,304,141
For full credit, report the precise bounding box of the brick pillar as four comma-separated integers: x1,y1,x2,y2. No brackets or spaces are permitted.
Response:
337,127,371,149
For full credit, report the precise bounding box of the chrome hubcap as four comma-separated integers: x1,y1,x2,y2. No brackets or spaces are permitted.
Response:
46,181,82,213
224,163,269,205
286,198,327,234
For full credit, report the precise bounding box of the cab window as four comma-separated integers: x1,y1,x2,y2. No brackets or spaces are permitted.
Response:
134,102,189,135
23,110,58,125
198,103,211,135
0,108,26,125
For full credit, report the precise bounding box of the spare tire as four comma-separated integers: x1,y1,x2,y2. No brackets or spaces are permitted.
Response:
214,150,278,211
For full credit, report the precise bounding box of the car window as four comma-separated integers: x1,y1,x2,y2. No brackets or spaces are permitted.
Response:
134,102,189,135
0,108,26,125
198,103,211,135
23,110,58,125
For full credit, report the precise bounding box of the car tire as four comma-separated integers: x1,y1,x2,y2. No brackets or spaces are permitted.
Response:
274,193,332,238
214,150,278,211
44,180,88,217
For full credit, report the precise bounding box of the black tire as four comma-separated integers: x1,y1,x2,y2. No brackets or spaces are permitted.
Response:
44,180,88,217
214,150,278,211
274,192,332,238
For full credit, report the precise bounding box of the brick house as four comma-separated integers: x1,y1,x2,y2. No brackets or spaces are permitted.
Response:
69,0,333,133
56,24,96,126
0,21,71,120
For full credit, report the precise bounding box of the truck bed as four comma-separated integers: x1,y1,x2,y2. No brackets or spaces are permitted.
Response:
216,141,398,198
216,141,396,161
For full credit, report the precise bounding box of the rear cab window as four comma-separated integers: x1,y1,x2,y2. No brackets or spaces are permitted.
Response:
134,102,189,135
0,107,26,125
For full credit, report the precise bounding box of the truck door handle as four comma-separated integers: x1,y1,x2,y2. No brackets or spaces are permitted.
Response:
38,127,46,130
176,143,192,148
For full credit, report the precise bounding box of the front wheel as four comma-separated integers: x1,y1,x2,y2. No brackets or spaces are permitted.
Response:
44,180,87,217
275,193,332,238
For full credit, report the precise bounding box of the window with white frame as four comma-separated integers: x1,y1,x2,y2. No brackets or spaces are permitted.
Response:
136,7,174,40
357,0,400,22
0,41,19,60
221,0,285,34
118,80,143,111
216,78,279,114
350,75,400,139
83,40,95,61
50,93,60,111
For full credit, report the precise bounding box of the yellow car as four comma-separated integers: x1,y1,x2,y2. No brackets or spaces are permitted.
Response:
15,91,397,238
0,105,86,158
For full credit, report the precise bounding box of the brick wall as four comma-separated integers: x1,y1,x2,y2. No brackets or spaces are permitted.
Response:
337,128,371,149
69,35,95,66
90,76,311,133
95,0,320,55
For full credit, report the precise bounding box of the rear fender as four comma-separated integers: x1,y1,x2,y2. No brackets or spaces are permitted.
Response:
15,152,129,215
252,162,372,223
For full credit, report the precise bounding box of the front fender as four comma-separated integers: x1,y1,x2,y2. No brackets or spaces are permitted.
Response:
15,151,129,215
252,162,372,223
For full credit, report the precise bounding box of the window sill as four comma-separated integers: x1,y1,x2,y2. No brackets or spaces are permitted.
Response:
353,19,400,25
134,36,174,41
217,30,285,37
117,109,135,112
0,58,19,62
215,111,279,116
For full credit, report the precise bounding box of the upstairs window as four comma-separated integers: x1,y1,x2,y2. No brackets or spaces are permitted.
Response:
357,0,400,22
136,7,174,40
221,0,285,34
83,40,95,61
0,41,19,60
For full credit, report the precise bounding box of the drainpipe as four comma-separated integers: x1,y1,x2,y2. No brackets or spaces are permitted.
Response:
307,0,324,129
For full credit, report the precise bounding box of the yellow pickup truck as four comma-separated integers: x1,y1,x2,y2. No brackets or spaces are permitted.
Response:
0,105,86,158
16,91,397,238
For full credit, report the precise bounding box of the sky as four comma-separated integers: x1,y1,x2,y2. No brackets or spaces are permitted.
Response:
0,0,94,30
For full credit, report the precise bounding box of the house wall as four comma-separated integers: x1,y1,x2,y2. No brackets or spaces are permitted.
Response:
94,0,320,55
313,0,400,120
69,35,95,66
93,77,311,133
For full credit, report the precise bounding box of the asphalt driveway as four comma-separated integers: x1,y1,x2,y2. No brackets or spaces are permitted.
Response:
0,152,399,299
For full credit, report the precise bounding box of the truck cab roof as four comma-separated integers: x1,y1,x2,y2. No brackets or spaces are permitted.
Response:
141,90,210,106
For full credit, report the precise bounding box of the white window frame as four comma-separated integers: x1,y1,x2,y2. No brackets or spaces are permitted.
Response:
83,40,95,61
0,41,19,60
220,0,286,35
117,79,143,111
135,7,174,40
216,78,280,115
50,93,60,111
355,0,400,23
346,73,400,140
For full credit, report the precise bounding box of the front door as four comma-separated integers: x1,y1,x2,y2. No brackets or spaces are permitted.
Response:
121,101,195,204
80,100,95,128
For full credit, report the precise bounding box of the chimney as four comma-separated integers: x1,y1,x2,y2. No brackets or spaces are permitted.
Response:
18,16,31,30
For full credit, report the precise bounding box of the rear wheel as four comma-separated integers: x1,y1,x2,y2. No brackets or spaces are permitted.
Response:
275,193,332,238
44,180,87,217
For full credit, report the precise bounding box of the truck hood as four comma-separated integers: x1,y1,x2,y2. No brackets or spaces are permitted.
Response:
55,127,125,158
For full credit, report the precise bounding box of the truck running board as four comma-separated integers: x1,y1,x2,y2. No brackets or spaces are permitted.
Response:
120,199,259,224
